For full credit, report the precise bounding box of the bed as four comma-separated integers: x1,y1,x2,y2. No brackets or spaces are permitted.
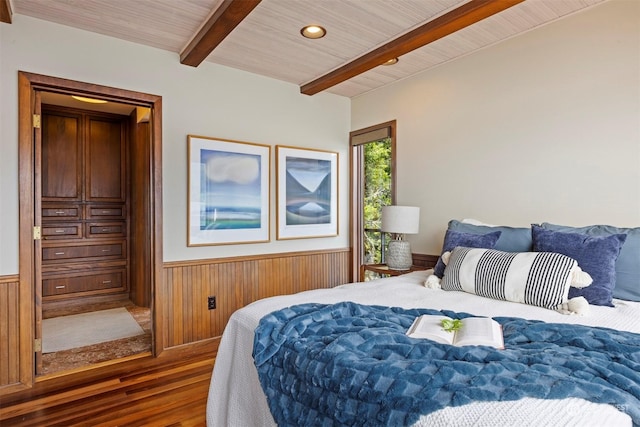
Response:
206,221,640,426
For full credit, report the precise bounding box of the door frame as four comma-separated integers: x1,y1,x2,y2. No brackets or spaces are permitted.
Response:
17,71,164,386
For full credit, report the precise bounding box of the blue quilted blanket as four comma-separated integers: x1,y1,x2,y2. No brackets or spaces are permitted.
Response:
253,302,640,427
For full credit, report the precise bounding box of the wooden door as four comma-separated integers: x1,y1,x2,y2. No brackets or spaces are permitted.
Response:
33,91,43,375
12,72,163,395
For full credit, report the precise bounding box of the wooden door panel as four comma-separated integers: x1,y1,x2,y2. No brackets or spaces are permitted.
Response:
86,118,125,202
41,112,82,201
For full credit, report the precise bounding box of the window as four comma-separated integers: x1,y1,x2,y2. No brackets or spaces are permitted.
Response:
350,121,396,281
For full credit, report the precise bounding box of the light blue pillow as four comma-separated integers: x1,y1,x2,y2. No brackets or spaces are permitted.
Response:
541,223,640,302
448,220,532,252
532,225,627,307
433,229,501,278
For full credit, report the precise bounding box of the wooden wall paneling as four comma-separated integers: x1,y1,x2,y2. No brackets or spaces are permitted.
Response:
206,263,224,345
277,257,289,295
196,264,209,341
188,265,197,343
0,277,20,388
208,263,219,339
246,259,265,304
193,265,203,341
313,253,325,288
162,266,173,350
176,265,188,345
240,260,256,310
263,258,277,300
223,263,239,334
182,265,191,344
279,256,292,295
171,266,184,347
312,253,324,289
161,249,351,350
193,264,205,342
176,265,186,345
226,261,245,334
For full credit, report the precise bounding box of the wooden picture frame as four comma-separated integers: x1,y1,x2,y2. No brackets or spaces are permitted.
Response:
276,145,338,240
188,135,270,246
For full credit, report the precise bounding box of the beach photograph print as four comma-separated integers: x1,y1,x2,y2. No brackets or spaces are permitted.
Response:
188,136,270,246
276,146,338,240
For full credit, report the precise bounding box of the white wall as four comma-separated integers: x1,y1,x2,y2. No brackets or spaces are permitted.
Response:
352,0,640,255
0,16,350,275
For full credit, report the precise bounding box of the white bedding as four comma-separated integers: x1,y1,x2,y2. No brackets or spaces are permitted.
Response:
206,271,640,426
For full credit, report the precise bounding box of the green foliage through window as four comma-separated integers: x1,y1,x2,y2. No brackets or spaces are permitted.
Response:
363,138,392,265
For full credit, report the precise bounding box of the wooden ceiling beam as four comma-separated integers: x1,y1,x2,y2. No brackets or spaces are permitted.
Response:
180,0,261,67
1,0,12,24
300,0,525,95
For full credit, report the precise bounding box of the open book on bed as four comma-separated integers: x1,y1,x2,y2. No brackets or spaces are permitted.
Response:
406,315,504,349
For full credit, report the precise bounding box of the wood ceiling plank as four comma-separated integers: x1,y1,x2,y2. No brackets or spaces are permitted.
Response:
180,0,262,67
300,0,525,95
1,0,12,23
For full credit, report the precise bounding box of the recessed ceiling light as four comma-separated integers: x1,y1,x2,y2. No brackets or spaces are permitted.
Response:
300,25,326,39
71,95,108,104
382,58,399,66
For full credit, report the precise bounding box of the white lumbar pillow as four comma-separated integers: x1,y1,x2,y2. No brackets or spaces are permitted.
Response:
425,247,592,315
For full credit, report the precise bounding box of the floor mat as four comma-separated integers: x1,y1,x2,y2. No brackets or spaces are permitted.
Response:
43,307,145,353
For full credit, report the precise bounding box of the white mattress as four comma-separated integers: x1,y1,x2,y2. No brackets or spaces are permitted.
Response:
206,271,640,426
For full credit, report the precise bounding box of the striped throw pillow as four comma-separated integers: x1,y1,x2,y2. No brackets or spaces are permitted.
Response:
442,247,579,309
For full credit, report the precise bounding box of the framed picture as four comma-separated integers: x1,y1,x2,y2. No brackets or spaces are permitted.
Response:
276,145,338,240
188,135,270,246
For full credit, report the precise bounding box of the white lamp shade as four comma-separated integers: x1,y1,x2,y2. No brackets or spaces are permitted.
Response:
381,206,420,234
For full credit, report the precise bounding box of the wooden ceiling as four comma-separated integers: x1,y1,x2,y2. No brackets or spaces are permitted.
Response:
5,0,605,97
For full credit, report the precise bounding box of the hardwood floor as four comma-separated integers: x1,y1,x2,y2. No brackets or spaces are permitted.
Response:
0,342,216,426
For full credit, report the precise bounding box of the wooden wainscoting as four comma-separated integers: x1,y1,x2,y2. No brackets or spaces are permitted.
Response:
0,275,20,390
162,248,352,348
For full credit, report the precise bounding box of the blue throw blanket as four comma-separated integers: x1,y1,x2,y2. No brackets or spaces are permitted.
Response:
253,302,640,427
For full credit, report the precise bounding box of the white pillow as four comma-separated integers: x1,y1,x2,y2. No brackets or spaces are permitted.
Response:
440,247,592,311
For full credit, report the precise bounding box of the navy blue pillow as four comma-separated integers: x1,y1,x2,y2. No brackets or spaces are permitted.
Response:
448,220,532,252
433,230,501,278
541,223,640,302
531,225,627,307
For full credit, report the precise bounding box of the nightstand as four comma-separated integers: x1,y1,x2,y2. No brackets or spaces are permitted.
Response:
360,263,426,282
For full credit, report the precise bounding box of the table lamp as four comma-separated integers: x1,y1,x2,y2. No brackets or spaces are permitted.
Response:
381,205,420,270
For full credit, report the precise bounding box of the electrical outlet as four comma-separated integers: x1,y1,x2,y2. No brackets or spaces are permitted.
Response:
207,296,216,310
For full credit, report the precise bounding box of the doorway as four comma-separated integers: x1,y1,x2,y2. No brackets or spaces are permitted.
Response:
17,72,163,381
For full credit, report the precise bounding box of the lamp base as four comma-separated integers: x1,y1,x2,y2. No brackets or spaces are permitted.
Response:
386,240,412,270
